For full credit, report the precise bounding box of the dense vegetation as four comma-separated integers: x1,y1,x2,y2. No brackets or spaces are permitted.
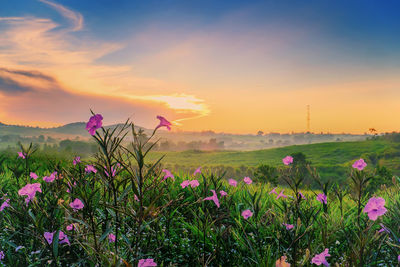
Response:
0,115,399,266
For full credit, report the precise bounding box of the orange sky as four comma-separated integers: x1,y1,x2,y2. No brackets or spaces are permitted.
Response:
0,1,400,134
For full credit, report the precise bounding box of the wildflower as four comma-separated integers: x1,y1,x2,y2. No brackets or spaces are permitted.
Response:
138,258,157,267
398,255,400,262
220,190,227,196
298,191,306,200
70,198,84,211
86,114,103,136
277,190,287,200
282,155,293,165
134,194,139,201
276,256,291,267
363,197,387,221
0,198,10,211
18,183,42,204
311,248,330,266
241,209,253,220
180,180,190,188
189,180,200,188
243,176,252,184
204,190,220,208
43,171,57,183
58,231,70,245
228,179,237,187
316,193,327,204
162,169,174,181
193,167,201,175
352,158,367,171
105,166,117,177
283,223,294,230
155,115,172,131
17,151,26,159
85,165,97,174
15,246,24,252
66,223,78,231
44,232,54,244
0,251,4,261
30,172,38,179
72,156,80,166
269,187,278,195
108,233,116,243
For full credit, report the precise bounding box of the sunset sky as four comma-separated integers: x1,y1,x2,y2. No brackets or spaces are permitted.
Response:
1,0,400,134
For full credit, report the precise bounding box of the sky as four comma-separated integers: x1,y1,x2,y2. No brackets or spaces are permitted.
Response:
0,0,400,134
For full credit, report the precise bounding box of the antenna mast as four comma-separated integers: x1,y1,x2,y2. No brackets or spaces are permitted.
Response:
307,105,310,133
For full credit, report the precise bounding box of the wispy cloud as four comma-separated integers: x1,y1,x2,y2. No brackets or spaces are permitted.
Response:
38,0,83,31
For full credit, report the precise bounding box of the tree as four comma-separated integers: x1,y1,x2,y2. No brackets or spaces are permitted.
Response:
254,164,278,185
257,131,264,136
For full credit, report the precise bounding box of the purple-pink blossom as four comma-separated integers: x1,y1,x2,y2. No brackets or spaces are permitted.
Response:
59,231,70,245
43,172,57,183
162,169,174,181
66,223,78,231
311,248,330,266
17,151,26,159
85,165,97,174
193,167,201,175
155,115,172,131
204,190,220,208
70,198,84,211
30,172,38,179
282,155,293,165
316,193,327,204
363,197,387,221
298,191,306,200
138,258,157,267
283,223,294,230
243,177,252,184
228,179,237,187
44,232,54,244
352,158,367,171
220,190,227,196
180,180,190,189
73,156,81,166
86,114,103,136
241,209,253,220
108,233,116,243
18,183,42,204
269,187,278,195
0,198,10,212
276,190,287,200
189,180,200,188
0,251,4,260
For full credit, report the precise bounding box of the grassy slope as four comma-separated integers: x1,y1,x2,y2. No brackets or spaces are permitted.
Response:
148,140,392,168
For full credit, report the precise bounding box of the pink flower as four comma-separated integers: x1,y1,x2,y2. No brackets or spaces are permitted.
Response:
0,251,4,260
18,183,42,204
283,223,294,230
276,190,287,200
108,233,116,243
243,177,252,184
378,223,389,234
241,209,253,220
269,187,278,195
228,179,237,187
282,155,293,165
59,231,70,245
44,231,54,244
105,165,117,177
180,180,190,188
69,198,84,211
0,199,10,211
73,156,81,166
66,223,78,231
298,191,306,200
311,248,330,266
220,190,227,196
134,194,139,202
155,115,172,131
30,172,38,179
193,167,201,175
363,197,387,221
17,151,26,159
204,190,220,208
86,114,103,136
352,158,367,171
189,180,200,188
43,171,57,183
398,255,400,262
138,258,157,267
162,169,175,181
85,165,97,174
316,193,327,204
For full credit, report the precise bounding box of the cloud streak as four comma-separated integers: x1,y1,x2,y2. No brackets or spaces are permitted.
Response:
38,0,83,31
